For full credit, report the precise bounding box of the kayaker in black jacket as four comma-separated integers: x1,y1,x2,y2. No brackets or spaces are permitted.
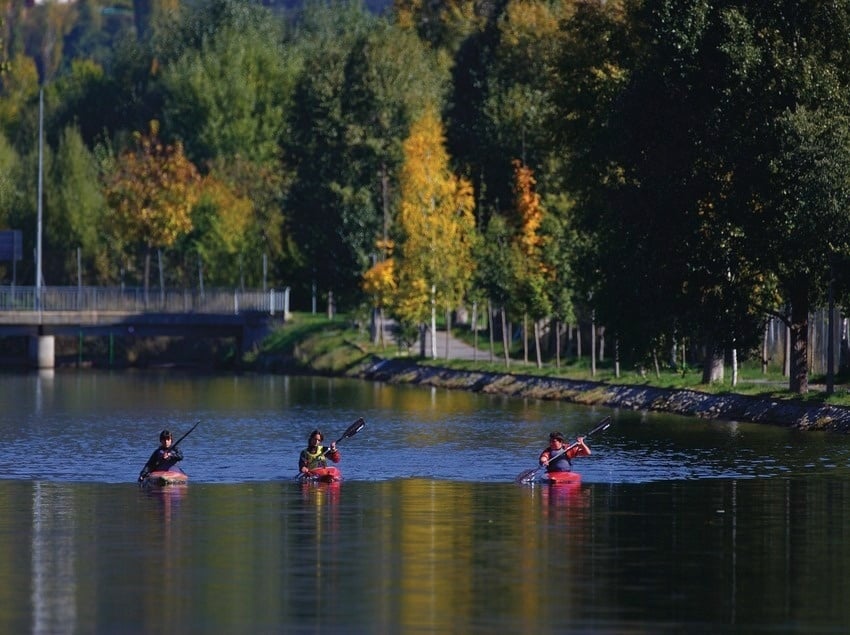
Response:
299,429,340,474
539,431,591,472
138,429,184,482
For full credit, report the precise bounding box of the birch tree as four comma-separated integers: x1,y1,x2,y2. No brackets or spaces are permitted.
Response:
393,105,476,358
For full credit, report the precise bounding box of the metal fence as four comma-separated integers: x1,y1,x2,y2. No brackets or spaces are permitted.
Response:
0,286,290,316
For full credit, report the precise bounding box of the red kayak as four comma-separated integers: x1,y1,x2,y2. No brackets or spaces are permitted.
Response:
141,469,189,487
300,467,342,483
539,470,581,485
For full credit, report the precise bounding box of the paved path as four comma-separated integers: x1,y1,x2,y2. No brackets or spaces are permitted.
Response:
376,318,488,361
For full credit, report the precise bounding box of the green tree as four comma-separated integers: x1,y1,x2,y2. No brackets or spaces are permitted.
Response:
159,2,298,167
715,2,850,393
284,1,377,313
47,124,109,283
554,0,772,381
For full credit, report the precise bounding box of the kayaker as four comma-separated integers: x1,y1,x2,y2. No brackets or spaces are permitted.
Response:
299,429,340,475
138,429,184,482
539,431,590,472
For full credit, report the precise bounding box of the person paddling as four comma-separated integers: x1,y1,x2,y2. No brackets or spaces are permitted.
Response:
539,431,591,472
299,429,340,475
138,429,184,482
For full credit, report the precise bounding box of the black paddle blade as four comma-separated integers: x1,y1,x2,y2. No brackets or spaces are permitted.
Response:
586,416,611,438
338,417,366,443
516,468,541,484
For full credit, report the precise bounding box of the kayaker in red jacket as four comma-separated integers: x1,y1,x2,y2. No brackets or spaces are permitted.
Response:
299,429,340,474
138,429,184,482
539,431,590,472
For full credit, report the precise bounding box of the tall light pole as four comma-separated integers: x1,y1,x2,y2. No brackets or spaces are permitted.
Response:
36,87,43,312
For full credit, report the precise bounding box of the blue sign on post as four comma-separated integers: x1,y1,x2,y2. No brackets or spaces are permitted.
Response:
0,230,22,262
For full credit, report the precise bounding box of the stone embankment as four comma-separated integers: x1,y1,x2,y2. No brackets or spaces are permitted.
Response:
356,357,850,433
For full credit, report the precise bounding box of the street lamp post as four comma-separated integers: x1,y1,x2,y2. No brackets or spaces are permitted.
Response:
36,87,43,313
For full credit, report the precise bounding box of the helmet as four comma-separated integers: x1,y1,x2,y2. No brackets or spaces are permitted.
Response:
549,431,565,442
160,429,172,441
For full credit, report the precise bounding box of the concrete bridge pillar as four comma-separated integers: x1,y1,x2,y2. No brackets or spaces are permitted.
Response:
29,334,55,369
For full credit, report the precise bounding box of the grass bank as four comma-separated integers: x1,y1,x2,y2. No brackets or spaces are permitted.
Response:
246,313,850,430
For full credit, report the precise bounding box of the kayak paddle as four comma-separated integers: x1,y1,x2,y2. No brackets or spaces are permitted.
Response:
322,417,366,455
516,415,612,484
172,420,201,449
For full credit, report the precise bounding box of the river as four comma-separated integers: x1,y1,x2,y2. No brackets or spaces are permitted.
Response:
2,370,850,633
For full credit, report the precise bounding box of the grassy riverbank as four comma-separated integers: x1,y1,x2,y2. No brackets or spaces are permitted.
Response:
247,313,850,430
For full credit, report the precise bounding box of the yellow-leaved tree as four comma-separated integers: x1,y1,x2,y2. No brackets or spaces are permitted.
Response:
186,174,253,288
103,120,200,299
362,239,397,348
393,105,476,357
511,159,552,367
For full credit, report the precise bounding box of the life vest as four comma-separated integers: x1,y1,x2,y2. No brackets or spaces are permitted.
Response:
546,448,572,472
302,446,328,469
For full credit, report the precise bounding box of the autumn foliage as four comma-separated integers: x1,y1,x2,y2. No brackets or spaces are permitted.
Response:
104,120,201,254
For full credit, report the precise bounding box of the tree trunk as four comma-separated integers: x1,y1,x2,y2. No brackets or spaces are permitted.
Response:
598,325,605,362
370,307,378,345
576,323,582,359
789,284,809,394
523,314,528,364
488,300,494,363
157,248,164,308
533,320,542,369
472,302,478,362
731,348,738,387
430,285,437,359
144,249,151,308
445,308,450,359
555,320,561,368
501,308,510,368
615,336,621,378
590,312,596,377
419,323,426,358
827,273,835,396
701,344,724,384
762,323,768,374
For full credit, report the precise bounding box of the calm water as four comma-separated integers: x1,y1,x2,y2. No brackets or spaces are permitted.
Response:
2,370,850,633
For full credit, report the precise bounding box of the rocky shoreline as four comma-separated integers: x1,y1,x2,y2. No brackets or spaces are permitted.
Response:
356,357,850,433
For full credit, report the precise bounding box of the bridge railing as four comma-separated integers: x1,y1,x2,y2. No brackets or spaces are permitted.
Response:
0,286,290,316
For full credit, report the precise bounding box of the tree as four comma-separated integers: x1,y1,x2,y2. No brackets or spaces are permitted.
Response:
159,3,297,168
714,2,850,393
361,239,397,346
48,124,109,284
0,54,39,146
393,105,476,357
103,120,200,295
554,0,774,381
178,173,252,288
509,160,551,366
284,2,377,312
473,214,516,366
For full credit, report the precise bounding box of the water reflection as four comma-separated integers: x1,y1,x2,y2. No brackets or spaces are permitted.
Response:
0,477,848,632
31,482,75,635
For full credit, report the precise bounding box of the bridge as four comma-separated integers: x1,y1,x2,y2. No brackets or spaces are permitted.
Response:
0,285,290,368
